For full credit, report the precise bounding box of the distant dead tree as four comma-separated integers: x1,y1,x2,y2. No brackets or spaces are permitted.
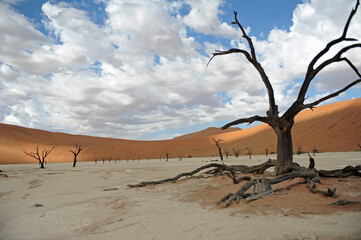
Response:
208,1,361,174
296,143,304,155
246,148,253,159
224,148,230,159
23,145,55,169
312,146,319,156
213,138,224,161
232,147,241,158
265,147,269,157
69,143,84,167
164,151,170,161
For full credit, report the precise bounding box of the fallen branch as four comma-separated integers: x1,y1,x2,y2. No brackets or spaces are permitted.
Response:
0,170,8,178
103,188,119,191
330,199,361,206
307,179,337,198
128,163,224,188
127,159,276,188
318,165,361,177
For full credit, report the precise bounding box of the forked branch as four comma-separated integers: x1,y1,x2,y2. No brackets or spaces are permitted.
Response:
297,0,361,103
69,143,84,157
303,78,361,109
208,11,277,117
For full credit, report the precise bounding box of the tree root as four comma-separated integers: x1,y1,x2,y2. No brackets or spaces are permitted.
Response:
218,165,361,207
225,171,251,184
217,170,318,207
127,159,276,188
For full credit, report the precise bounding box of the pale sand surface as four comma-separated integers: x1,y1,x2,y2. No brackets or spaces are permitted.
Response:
1,152,361,240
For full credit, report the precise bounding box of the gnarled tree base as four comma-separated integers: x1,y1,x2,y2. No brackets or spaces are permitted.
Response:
217,165,360,207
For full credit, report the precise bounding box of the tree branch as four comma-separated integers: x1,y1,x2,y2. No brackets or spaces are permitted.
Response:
207,49,252,67
69,143,84,156
232,11,257,60
23,150,40,161
297,0,360,103
222,115,268,129
303,78,361,109
312,44,361,78
208,11,277,117
42,147,54,159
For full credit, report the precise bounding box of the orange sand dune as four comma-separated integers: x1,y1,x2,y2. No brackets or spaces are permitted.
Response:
0,98,360,164
173,127,241,140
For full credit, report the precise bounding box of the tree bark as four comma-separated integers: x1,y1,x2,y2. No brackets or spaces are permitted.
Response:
275,127,294,175
128,160,276,188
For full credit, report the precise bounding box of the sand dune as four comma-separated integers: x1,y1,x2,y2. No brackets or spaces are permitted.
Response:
173,127,241,139
0,98,361,164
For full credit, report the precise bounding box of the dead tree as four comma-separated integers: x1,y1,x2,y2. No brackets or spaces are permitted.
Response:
265,148,269,157
213,138,224,161
164,151,170,161
69,143,84,167
224,148,230,158
312,146,319,156
296,143,303,155
23,145,55,169
208,0,361,174
126,1,361,209
232,147,241,158
246,148,253,159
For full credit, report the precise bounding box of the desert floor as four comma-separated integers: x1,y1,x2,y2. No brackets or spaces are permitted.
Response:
1,152,361,240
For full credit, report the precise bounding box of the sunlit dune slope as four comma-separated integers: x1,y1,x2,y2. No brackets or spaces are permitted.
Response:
0,98,360,164
173,127,241,140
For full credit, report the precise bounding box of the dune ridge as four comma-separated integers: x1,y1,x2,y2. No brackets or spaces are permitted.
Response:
0,98,360,164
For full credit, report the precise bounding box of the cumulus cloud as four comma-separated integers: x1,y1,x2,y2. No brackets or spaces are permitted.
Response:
0,0,360,139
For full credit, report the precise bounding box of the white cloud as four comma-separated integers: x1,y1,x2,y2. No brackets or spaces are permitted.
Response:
182,0,242,39
0,0,360,139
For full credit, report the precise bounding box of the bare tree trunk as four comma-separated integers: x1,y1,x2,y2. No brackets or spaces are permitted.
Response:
73,157,77,167
40,161,45,169
218,147,223,161
275,127,293,174
213,138,224,161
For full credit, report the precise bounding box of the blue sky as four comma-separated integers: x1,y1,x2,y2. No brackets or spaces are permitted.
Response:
0,0,360,140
